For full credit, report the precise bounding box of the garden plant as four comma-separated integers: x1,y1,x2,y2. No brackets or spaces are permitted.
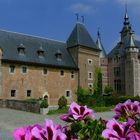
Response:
13,99,140,140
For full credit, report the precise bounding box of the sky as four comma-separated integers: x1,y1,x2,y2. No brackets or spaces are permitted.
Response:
0,0,140,53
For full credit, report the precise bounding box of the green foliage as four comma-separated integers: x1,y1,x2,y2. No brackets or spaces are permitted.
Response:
23,98,39,104
58,96,67,109
76,87,93,106
48,107,68,115
70,118,106,140
104,85,113,95
103,95,140,106
93,67,102,95
40,99,48,108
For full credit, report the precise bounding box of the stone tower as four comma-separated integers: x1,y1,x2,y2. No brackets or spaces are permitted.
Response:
67,22,101,90
125,32,139,96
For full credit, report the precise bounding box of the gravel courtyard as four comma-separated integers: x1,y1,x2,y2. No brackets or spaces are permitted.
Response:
0,108,114,140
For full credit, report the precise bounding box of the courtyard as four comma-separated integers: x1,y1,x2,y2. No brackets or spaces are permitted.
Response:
0,108,114,140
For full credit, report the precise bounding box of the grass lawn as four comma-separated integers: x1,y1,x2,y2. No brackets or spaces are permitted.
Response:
48,106,114,115
92,106,114,112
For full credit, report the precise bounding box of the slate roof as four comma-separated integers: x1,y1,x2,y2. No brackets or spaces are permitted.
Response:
67,22,99,50
0,30,77,69
96,31,106,58
108,35,140,58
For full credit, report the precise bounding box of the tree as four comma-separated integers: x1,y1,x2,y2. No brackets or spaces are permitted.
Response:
93,67,102,95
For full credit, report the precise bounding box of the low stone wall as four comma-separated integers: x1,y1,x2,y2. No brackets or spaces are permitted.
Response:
0,99,40,113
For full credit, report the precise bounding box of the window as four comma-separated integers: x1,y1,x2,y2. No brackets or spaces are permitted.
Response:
55,49,62,61
114,67,121,77
60,70,64,76
43,68,48,75
88,72,93,80
17,43,25,55
65,90,71,97
9,65,15,73
37,46,44,58
88,83,93,88
22,66,27,74
11,90,16,97
71,71,75,79
27,90,31,97
88,59,92,65
114,80,121,92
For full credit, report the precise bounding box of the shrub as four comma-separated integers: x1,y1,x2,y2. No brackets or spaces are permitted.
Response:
58,96,67,109
76,87,93,106
40,99,48,108
104,85,113,95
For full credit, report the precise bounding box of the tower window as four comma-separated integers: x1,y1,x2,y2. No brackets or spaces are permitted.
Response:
9,65,16,73
60,70,64,76
88,83,93,88
21,66,28,74
114,67,121,77
88,72,93,80
11,90,16,97
43,68,48,75
71,71,75,79
27,90,31,97
88,59,92,65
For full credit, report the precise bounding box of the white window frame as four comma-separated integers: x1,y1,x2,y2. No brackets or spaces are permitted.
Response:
21,66,28,74
9,65,16,74
65,90,71,98
88,83,93,89
88,59,93,65
71,71,75,79
88,72,93,80
60,70,65,77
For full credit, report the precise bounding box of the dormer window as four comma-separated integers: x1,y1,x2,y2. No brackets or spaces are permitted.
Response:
55,49,62,61
37,46,44,58
17,43,25,55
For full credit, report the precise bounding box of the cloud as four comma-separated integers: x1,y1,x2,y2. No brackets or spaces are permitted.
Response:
70,3,94,15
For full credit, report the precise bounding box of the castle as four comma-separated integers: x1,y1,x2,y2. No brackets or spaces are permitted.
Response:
0,9,139,106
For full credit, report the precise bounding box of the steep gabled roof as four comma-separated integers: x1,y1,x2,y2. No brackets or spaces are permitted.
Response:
67,22,99,50
0,30,77,69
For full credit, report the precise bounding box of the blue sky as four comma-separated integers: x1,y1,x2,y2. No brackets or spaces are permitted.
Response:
0,0,140,53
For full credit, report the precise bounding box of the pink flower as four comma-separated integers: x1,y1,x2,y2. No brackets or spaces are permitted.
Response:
60,102,94,122
13,124,41,140
102,118,139,140
13,119,66,140
32,119,67,140
113,100,140,119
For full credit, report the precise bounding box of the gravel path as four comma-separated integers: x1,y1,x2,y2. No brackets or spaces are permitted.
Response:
0,108,114,140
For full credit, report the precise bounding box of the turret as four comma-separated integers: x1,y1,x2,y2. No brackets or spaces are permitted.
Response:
120,6,134,39
96,31,106,58
125,33,139,60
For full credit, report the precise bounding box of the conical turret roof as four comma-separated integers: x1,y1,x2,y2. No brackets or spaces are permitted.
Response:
67,22,99,50
96,31,106,58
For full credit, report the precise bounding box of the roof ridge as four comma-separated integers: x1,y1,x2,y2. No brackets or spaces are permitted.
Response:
0,28,65,44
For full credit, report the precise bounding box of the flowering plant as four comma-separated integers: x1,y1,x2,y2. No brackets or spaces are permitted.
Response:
13,100,140,140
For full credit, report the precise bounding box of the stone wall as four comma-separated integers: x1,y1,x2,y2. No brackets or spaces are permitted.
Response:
1,63,78,105
78,46,100,89
0,99,40,113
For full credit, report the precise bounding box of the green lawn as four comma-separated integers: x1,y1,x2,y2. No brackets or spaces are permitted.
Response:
48,106,114,115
